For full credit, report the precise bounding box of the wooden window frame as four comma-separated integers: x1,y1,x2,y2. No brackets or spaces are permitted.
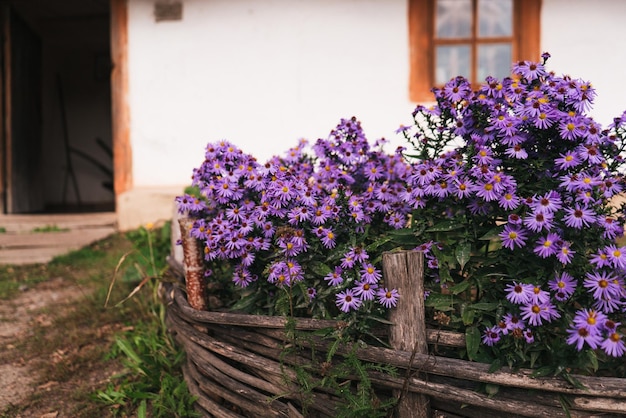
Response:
408,0,542,102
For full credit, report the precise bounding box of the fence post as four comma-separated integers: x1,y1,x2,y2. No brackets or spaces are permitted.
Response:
383,250,430,418
178,218,207,310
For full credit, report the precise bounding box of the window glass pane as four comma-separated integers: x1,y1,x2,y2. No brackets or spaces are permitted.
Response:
436,45,471,84
436,0,472,38
477,44,512,81
478,0,512,37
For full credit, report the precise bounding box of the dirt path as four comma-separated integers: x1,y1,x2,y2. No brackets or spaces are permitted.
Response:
0,276,109,417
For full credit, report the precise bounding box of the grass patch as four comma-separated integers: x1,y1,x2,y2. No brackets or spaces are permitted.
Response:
0,221,197,418
31,224,70,233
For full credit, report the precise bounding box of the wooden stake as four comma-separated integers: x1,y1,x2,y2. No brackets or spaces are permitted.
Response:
178,218,207,310
383,250,430,418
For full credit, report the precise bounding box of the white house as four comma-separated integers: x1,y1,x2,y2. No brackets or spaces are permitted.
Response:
1,0,626,230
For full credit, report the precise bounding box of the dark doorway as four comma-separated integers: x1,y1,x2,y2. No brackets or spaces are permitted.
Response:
0,0,113,214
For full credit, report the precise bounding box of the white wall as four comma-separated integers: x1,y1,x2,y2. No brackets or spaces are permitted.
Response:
127,0,413,188
541,0,626,126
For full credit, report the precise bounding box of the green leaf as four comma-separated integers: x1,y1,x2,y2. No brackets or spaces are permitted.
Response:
424,293,456,311
365,236,392,253
449,280,470,295
465,327,480,361
308,261,332,277
455,242,472,271
478,227,502,241
138,400,148,418
485,383,500,397
461,306,475,325
530,351,540,369
425,220,464,232
531,366,554,378
468,302,499,312
116,338,143,368
488,358,503,373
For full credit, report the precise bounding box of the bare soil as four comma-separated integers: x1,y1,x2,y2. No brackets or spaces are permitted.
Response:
0,271,130,417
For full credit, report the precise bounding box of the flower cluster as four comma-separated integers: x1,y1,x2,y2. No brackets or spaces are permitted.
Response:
177,118,407,318
400,53,626,369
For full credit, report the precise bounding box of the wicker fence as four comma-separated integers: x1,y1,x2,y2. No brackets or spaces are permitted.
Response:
164,221,626,417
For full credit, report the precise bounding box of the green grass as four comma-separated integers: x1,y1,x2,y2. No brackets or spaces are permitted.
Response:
31,224,70,233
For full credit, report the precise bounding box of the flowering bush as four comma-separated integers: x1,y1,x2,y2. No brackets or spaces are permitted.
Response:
177,54,626,377
176,118,412,335
399,53,626,375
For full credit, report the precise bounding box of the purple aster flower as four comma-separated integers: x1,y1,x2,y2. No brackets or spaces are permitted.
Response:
602,333,626,357
533,233,561,258
554,151,581,170
350,247,370,264
573,309,607,331
602,319,621,333
360,263,382,284
376,287,400,308
319,228,337,249
353,280,379,301
504,144,528,159
583,271,621,301
556,241,576,265
482,326,501,347
567,325,603,351
507,213,523,225
324,267,344,286
336,289,362,312
563,204,597,229
505,282,534,305
512,60,547,80
499,225,528,250
532,191,562,214
606,245,626,269
593,295,623,314
577,143,604,165
524,210,554,232
548,272,577,301
589,249,611,268
524,329,535,344
232,267,256,288
529,285,550,304
474,146,495,165
520,302,558,326
572,171,602,191
452,178,475,199
475,180,499,201
306,287,317,300
502,313,525,334
498,191,521,210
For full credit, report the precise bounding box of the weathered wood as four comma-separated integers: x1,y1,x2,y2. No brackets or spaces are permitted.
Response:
382,250,430,418
426,329,465,347
182,361,244,418
169,309,340,416
166,280,626,400
178,218,207,310
367,371,577,418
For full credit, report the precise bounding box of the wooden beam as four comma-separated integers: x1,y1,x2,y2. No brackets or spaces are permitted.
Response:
110,0,132,197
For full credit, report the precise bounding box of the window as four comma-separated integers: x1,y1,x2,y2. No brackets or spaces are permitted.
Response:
409,0,541,102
